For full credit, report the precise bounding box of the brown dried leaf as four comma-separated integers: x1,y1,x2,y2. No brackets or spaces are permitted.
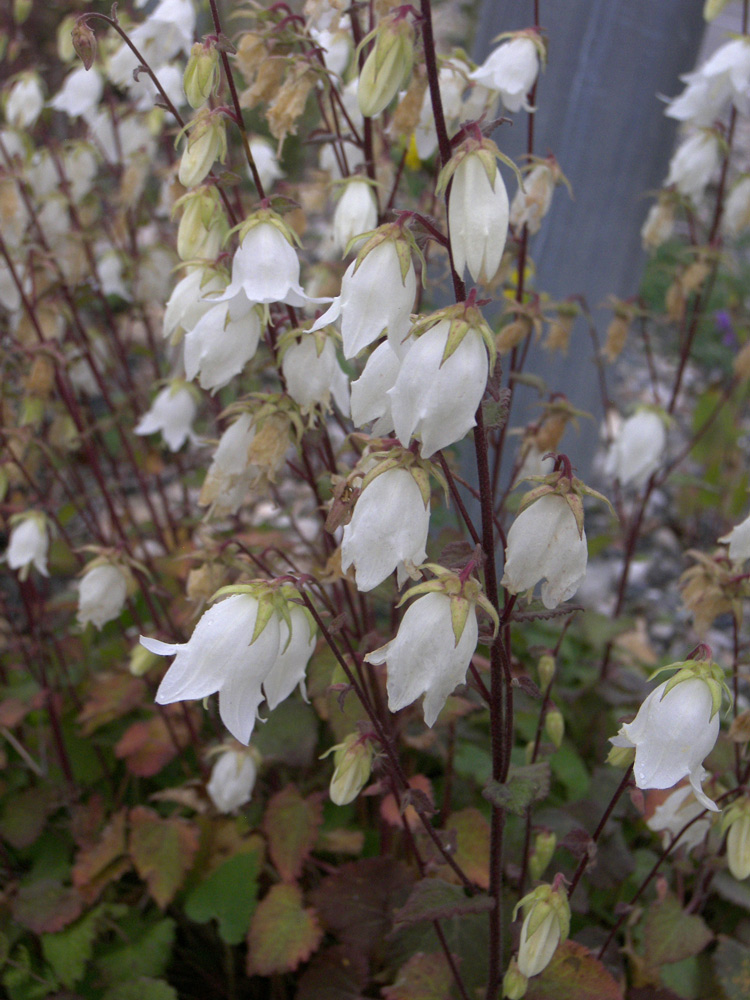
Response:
77,673,147,736
263,785,323,882
114,707,194,778
246,883,323,976
128,806,200,909
12,879,84,934
72,808,130,904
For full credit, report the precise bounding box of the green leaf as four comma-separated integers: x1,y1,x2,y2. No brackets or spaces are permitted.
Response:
41,905,106,988
453,744,492,786
0,786,57,850
2,944,57,1000
101,977,178,1000
246,883,323,976
12,878,83,934
128,806,200,908
252,698,319,766
550,743,590,800
184,851,259,945
96,916,176,984
263,785,322,882
382,951,454,1000
483,762,551,815
713,936,750,1000
643,893,713,967
525,939,623,1000
443,808,490,889
392,878,494,928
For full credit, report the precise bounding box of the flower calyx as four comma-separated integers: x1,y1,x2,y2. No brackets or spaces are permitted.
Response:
349,220,423,285
356,7,416,119
230,207,302,253
516,454,614,541
398,562,499,645
221,393,306,455
649,654,731,721
409,292,496,372
184,40,221,109
436,130,523,201
209,580,315,653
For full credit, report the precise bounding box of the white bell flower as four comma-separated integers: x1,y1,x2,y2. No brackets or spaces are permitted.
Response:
207,747,258,813
183,294,262,393
341,467,430,592
414,61,470,160
604,410,666,488
142,594,282,745
333,179,378,255
263,606,316,710
510,163,555,235
135,382,198,452
665,130,721,202
366,592,478,727
49,67,104,118
220,221,320,308
5,74,44,129
350,339,402,434
77,564,129,630
470,36,540,113
281,333,350,416
312,237,416,359
6,514,49,580
249,137,284,191
664,71,732,127
162,267,224,342
198,413,258,516
723,176,750,238
389,319,488,458
448,150,509,285
501,494,587,609
610,676,721,812
646,785,713,853
719,511,750,565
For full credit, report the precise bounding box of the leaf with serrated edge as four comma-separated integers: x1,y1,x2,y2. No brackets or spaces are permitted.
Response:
712,937,750,1000
12,879,83,934
483,762,550,815
643,893,713,968
263,785,323,882
392,878,494,928
525,940,623,1000
128,806,200,909
184,852,259,945
246,883,323,976
383,951,454,1000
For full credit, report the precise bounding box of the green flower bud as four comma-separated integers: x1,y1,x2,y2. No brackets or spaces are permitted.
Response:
178,109,227,189
512,881,570,978
323,733,374,806
357,14,414,118
545,708,564,749
724,799,750,880
537,653,556,689
502,957,528,999
184,42,220,109
528,830,557,883
130,644,161,677
606,744,635,768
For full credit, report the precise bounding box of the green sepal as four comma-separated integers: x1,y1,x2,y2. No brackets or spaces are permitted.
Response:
450,595,471,647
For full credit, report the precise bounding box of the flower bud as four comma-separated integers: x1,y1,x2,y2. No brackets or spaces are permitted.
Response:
176,188,227,261
207,746,258,813
6,512,49,580
357,14,415,118
333,178,378,255
502,958,528,999
445,142,509,285
178,110,227,189
72,18,97,71
78,563,130,630
513,882,570,978
184,42,220,109
324,733,375,805
537,654,555,690
606,744,635,768
528,830,557,883
724,799,750,880
545,709,564,749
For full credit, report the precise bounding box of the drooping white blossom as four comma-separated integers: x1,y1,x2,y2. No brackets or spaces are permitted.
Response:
49,66,104,118
470,35,540,113
249,136,284,191
448,150,509,285
281,333,350,416
610,676,721,811
366,592,478,727
220,221,319,308
350,339,402,434
513,884,570,979
719,511,750,565
262,606,316,710
6,514,49,580
389,319,488,458
134,382,197,452
142,594,282,745
198,413,258,516
333,179,378,254
501,494,587,609
77,564,129,630
207,747,258,813
665,130,721,201
341,468,430,592
646,785,713,853
183,295,262,393
5,74,44,129
163,267,225,342
604,410,666,488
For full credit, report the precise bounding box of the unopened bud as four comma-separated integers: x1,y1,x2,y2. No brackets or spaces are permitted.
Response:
323,733,374,805
72,18,97,71
175,187,227,261
14,0,31,25
502,957,528,999
178,110,227,189
724,799,750,880
513,880,570,978
537,654,555,690
184,42,221,109
357,14,414,118
603,313,630,362
545,708,564,749
607,744,635,769
496,317,531,353
130,644,160,677
528,830,557,882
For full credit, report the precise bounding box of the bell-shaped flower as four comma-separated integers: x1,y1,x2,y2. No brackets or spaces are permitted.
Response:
135,381,198,452
312,232,416,359
77,563,129,630
281,331,350,416
6,513,49,580
199,412,258,516
207,746,258,813
501,493,587,609
5,74,44,129
220,217,322,308
389,315,489,458
178,109,227,189
350,339,402,434
470,34,540,113
604,409,667,488
342,466,430,592
719,511,750,565
49,66,104,118
142,594,282,745
446,144,509,285
646,784,713,853
263,605,316,710
723,799,750,879
163,266,225,342
183,294,262,393
610,671,723,811
513,882,570,979
665,130,721,202
366,590,478,727
176,188,227,262
333,178,378,254
249,136,284,191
